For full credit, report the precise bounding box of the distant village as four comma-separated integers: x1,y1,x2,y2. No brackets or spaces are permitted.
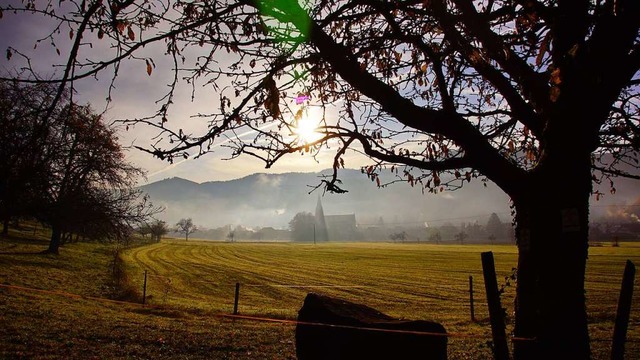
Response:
170,196,640,244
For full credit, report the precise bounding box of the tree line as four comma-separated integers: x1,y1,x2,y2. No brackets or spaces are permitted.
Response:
0,80,161,253
288,211,513,243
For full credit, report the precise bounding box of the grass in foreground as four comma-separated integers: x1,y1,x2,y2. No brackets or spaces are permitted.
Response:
0,232,295,359
121,240,640,359
1,229,639,359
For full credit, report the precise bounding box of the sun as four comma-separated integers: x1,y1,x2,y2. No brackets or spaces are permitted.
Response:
293,107,323,145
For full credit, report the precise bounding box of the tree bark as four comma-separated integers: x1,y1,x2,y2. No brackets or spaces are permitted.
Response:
512,154,591,359
2,217,8,236
46,226,62,254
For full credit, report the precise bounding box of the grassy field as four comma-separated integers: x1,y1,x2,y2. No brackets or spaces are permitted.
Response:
1,231,640,359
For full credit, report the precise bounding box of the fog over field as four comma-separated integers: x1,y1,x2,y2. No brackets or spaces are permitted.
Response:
140,168,640,231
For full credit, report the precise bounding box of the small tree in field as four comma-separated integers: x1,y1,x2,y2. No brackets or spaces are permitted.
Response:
389,231,407,243
149,220,169,243
175,218,197,241
454,231,468,245
138,224,152,239
428,231,442,245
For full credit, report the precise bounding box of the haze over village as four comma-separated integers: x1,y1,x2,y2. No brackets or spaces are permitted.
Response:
141,168,640,243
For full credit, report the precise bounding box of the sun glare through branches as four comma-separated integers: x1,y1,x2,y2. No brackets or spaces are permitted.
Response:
292,105,323,146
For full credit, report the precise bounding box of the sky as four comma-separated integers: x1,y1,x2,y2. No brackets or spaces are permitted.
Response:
0,2,362,185
0,2,638,218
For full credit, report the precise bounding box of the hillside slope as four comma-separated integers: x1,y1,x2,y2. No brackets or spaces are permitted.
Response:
140,169,514,229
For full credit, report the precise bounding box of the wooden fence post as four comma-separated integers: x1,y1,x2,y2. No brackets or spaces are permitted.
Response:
612,260,635,360
469,275,475,322
142,270,148,305
233,282,240,315
481,251,510,360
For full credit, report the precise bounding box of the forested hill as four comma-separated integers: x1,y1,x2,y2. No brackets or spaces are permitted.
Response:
140,169,638,230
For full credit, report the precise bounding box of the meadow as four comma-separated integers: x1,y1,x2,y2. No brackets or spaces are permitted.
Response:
1,231,639,359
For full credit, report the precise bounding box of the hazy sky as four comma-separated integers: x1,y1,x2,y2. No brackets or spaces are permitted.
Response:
0,3,638,215
0,3,366,185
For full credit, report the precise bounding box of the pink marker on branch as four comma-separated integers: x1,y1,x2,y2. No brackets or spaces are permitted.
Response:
296,94,310,104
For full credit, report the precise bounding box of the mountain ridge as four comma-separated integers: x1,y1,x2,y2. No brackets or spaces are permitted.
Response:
140,169,513,229
140,168,640,230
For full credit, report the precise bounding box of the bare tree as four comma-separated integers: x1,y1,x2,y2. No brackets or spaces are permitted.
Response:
0,80,60,235
389,231,407,243
137,223,152,239
428,231,442,245
454,231,468,245
3,1,639,357
175,218,197,241
148,219,169,243
0,80,160,252
40,104,159,253
226,230,235,243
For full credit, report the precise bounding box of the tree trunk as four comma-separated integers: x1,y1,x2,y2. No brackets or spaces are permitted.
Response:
46,226,62,254
2,217,8,236
512,154,591,359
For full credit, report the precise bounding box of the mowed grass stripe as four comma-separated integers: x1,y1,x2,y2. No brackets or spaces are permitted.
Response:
222,243,483,315
3,237,639,359
123,240,640,330
123,241,521,324
122,239,640,352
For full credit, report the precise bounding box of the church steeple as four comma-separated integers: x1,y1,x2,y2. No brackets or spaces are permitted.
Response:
314,195,329,242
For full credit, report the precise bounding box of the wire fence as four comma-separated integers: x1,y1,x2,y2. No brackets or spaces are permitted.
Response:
141,271,490,318
1,274,635,345
0,281,502,342
2,268,640,360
